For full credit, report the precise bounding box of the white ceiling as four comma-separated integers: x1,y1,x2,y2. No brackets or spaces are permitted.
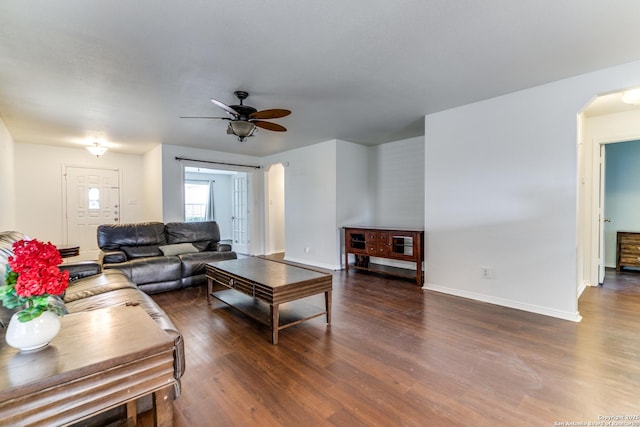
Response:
2,1,640,157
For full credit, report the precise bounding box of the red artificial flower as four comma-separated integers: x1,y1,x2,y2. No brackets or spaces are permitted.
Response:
7,239,69,298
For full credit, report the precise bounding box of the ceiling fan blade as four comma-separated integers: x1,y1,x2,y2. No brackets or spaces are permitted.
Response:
180,116,229,120
250,109,291,119
253,120,287,132
211,98,240,117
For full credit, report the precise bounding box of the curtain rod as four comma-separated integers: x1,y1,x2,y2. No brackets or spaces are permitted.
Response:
185,179,215,183
175,156,262,169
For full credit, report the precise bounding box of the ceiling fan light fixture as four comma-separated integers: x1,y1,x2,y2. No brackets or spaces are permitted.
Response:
229,121,257,141
86,142,108,157
622,88,640,105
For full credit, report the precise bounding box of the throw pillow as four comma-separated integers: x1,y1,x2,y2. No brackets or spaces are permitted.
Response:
159,243,200,256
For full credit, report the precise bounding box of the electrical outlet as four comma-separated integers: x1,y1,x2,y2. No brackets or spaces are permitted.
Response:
481,267,493,279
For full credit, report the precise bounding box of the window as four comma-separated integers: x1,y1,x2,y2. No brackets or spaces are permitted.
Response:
184,181,210,222
88,187,100,210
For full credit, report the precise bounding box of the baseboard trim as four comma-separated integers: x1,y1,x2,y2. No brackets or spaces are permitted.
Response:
423,283,582,322
282,256,339,271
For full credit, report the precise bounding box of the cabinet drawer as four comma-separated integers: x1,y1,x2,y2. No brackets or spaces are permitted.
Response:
620,259,640,267
366,232,388,242
366,243,388,256
620,253,640,266
620,243,640,256
619,232,640,243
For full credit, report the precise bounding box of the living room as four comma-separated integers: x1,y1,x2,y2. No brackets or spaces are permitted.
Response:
5,73,640,322
2,2,640,425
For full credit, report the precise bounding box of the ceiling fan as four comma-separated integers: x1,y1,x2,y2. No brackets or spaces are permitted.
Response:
181,91,291,142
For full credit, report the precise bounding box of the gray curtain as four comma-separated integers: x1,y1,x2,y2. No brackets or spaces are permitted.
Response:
205,181,215,221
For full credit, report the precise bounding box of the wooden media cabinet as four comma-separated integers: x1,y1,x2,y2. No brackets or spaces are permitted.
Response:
343,226,424,286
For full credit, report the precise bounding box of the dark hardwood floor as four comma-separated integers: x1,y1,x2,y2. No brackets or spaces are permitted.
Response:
142,265,640,426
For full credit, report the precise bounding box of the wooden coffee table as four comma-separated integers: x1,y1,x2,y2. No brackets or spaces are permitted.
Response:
206,258,332,344
0,306,176,426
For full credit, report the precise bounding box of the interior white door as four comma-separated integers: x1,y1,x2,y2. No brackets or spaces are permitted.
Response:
231,174,249,254
65,167,120,260
597,145,606,285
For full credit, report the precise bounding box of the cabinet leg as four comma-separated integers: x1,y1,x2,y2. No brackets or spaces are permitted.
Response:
126,400,137,425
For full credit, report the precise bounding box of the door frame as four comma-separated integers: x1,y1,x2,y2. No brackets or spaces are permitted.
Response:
180,162,259,255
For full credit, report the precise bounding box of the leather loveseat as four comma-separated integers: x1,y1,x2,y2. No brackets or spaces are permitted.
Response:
0,230,185,424
98,221,237,294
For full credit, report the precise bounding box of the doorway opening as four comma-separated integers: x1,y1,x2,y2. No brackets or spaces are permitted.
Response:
264,163,285,257
601,141,640,275
578,88,640,291
183,166,250,255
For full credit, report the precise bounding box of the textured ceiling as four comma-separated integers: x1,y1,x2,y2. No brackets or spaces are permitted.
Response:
2,1,640,157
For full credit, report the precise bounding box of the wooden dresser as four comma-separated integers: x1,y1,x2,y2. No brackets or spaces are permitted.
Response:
616,231,640,271
344,226,424,286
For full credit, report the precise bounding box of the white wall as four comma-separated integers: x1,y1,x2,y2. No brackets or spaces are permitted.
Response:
426,59,640,322
14,143,146,244
604,140,640,267
0,118,16,231
336,140,371,226
336,140,371,267
369,136,424,227
143,144,163,221
265,140,339,269
284,140,338,269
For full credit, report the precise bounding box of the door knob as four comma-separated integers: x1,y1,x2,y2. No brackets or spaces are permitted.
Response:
604,218,611,223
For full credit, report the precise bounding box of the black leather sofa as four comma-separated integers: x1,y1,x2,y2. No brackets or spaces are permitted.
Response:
98,221,237,294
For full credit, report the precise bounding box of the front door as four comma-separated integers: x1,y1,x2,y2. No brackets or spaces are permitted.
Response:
64,167,120,260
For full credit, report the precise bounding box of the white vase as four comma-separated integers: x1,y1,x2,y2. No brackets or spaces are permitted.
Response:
5,311,61,351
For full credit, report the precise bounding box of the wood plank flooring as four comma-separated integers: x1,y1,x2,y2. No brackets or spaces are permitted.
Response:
141,265,640,426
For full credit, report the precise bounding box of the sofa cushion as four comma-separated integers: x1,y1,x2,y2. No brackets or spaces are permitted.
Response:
165,221,220,248
106,256,182,286
159,243,199,256
63,269,137,303
98,222,167,250
121,245,162,259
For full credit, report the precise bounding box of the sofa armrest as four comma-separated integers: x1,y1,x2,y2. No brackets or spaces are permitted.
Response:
211,242,233,252
99,250,127,264
60,261,102,281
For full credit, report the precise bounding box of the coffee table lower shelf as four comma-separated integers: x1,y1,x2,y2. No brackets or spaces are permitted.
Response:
211,289,328,341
